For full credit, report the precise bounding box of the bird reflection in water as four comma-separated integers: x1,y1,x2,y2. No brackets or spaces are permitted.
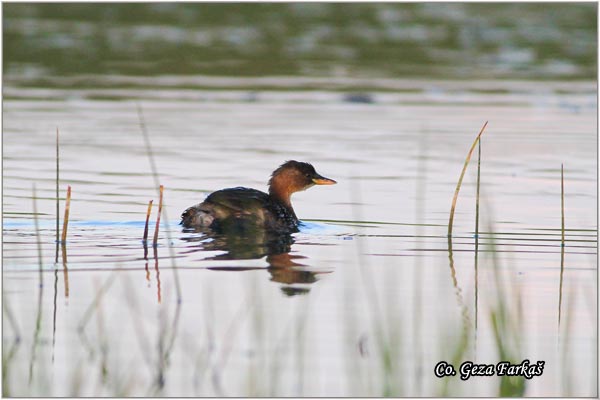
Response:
181,223,326,296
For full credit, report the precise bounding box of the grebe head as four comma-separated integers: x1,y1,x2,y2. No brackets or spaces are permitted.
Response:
268,160,336,204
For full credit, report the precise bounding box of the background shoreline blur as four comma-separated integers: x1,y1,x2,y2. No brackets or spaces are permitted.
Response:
4,3,596,86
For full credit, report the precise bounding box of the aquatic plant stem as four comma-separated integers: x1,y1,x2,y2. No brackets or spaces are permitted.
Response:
61,244,69,298
143,200,153,244
77,273,118,334
55,128,60,263
480,198,526,396
474,139,482,331
137,104,160,193
61,186,71,244
30,184,44,385
444,124,487,373
448,121,488,238
443,124,487,386
558,164,565,325
33,185,44,289
52,269,58,363
137,104,182,388
2,297,21,396
413,125,428,394
137,103,182,300
153,186,163,247
154,246,161,303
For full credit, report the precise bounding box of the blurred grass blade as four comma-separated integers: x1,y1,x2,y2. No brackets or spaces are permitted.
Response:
55,128,60,263
558,164,565,326
137,103,181,301
474,138,482,331
30,184,44,385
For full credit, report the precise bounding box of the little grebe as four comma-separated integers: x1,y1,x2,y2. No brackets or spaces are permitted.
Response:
181,160,336,233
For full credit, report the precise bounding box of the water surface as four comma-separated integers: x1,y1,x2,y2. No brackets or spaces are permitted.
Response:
3,78,596,396
2,3,597,396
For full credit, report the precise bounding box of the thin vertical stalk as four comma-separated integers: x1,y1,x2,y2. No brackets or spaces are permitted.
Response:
474,139,482,331
62,244,69,298
413,126,428,395
77,273,117,334
558,164,565,325
143,200,153,244
143,200,153,263
61,186,71,244
448,121,488,238
53,131,62,363
2,298,21,396
154,246,162,304
446,237,470,335
55,128,60,263
29,184,44,384
137,104,181,302
137,106,182,390
52,269,58,363
153,186,163,247
33,185,44,287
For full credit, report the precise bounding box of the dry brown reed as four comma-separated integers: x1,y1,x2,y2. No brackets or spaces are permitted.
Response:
61,185,71,243
153,185,164,247
143,200,154,243
448,121,488,238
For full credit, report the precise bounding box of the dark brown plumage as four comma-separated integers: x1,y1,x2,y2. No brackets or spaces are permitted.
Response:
181,161,336,233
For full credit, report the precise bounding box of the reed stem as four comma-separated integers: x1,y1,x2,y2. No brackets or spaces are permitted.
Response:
154,246,161,303
33,184,44,284
61,186,71,244
52,269,58,363
474,138,482,331
137,104,181,301
153,185,164,247
143,200,154,243
30,184,44,384
448,121,489,238
55,128,60,263
62,244,69,298
558,164,565,325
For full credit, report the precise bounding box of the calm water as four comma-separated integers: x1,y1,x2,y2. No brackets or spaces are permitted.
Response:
2,3,598,397
3,78,596,397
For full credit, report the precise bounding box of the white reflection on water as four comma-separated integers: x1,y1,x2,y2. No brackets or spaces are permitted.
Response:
2,80,597,396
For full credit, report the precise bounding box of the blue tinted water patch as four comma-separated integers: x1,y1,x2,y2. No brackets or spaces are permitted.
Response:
4,218,346,234
3,219,54,228
298,221,347,235
3,219,147,228
73,220,147,227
